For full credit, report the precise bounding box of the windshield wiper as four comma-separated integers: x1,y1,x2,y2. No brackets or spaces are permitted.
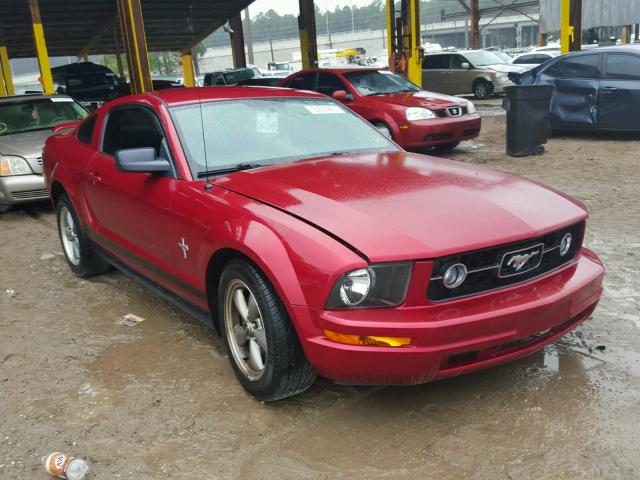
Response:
197,162,270,178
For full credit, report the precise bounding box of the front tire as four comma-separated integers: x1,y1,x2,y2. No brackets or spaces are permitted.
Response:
56,193,109,277
219,259,316,401
473,79,494,99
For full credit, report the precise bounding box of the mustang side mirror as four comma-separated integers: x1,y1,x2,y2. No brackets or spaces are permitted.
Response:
332,90,352,101
115,147,171,174
461,62,471,69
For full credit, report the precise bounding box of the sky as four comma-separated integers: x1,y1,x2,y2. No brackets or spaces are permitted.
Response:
249,0,377,16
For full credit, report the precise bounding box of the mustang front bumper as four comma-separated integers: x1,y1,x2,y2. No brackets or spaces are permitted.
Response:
0,174,48,207
293,248,604,385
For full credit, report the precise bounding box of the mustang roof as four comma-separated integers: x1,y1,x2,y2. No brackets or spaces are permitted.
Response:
151,86,329,107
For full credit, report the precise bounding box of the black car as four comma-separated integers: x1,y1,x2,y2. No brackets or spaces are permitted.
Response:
51,62,123,108
203,67,262,86
236,76,286,87
510,45,640,131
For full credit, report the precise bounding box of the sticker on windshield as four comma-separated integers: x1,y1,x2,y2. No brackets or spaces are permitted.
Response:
50,97,75,102
304,104,345,115
256,111,278,133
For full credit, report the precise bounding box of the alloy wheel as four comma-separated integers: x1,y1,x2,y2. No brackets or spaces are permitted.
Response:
223,279,268,381
59,205,81,265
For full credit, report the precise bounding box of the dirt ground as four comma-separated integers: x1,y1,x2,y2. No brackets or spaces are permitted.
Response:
1,106,639,479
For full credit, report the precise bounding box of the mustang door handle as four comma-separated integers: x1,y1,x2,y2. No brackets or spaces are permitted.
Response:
600,87,618,93
87,172,103,185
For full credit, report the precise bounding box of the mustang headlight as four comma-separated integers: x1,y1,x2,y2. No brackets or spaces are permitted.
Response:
466,100,476,114
0,155,32,176
326,262,413,309
406,107,436,121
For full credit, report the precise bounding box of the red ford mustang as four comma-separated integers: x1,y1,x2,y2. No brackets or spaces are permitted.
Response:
43,87,605,401
278,68,482,151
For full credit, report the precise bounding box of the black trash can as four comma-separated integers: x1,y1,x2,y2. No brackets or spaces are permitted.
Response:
504,85,553,157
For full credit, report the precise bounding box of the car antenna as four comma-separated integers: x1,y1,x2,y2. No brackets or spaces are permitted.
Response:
188,0,212,191
198,84,213,191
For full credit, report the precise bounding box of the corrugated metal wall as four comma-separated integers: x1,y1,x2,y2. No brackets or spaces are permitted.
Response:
540,0,640,33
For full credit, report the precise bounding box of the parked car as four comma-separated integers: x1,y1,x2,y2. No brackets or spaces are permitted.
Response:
0,94,88,212
279,68,481,151
265,61,295,77
422,50,526,99
203,66,262,86
43,86,604,401
490,51,514,63
510,45,640,132
120,79,184,95
51,62,123,109
236,76,286,86
511,50,561,70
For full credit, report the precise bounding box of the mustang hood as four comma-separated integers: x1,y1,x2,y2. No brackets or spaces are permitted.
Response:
216,152,587,262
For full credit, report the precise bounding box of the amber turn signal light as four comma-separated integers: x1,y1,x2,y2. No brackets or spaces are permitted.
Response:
322,329,411,347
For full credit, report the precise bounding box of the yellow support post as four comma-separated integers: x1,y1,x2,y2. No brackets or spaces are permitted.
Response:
181,54,195,87
28,0,54,95
560,0,573,54
406,0,422,87
117,0,153,94
0,46,14,96
0,72,6,97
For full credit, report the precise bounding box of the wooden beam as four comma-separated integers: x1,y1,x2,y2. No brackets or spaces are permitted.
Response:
298,0,318,69
229,13,246,68
470,0,480,49
77,14,116,59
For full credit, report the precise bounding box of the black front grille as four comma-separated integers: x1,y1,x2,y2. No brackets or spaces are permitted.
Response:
427,222,585,302
434,109,448,118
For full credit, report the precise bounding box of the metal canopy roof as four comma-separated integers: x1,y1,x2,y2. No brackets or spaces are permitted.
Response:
0,0,254,59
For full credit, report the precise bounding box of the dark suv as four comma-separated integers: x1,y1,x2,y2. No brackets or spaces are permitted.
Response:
51,62,123,109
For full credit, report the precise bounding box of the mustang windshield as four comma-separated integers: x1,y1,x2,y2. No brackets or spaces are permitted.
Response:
171,98,398,177
344,70,420,96
0,97,88,136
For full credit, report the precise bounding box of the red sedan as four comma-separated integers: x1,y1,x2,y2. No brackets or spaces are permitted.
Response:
43,87,604,401
278,68,482,151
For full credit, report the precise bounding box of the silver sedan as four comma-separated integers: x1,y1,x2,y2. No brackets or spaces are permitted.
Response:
0,94,88,212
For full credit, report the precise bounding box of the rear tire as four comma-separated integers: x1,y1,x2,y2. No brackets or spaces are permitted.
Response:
473,79,493,100
56,193,110,277
219,259,316,401
0,204,11,214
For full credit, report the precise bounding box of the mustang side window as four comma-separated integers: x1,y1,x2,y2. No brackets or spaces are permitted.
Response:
102,107,167,159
